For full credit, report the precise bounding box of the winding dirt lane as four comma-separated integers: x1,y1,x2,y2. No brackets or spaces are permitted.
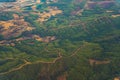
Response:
0,44,84,75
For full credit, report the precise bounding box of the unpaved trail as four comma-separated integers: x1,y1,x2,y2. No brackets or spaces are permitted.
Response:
0,50,62,75
0,59,31,75
0,44,84,75
70,44,85,57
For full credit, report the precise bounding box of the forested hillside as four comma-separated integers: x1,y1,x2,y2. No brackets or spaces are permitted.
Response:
0,0,120,80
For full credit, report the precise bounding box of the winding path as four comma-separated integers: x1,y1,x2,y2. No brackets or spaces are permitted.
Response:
0,44,84,75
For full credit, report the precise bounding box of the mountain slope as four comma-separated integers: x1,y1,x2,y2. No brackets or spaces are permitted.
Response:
0,0,120,80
